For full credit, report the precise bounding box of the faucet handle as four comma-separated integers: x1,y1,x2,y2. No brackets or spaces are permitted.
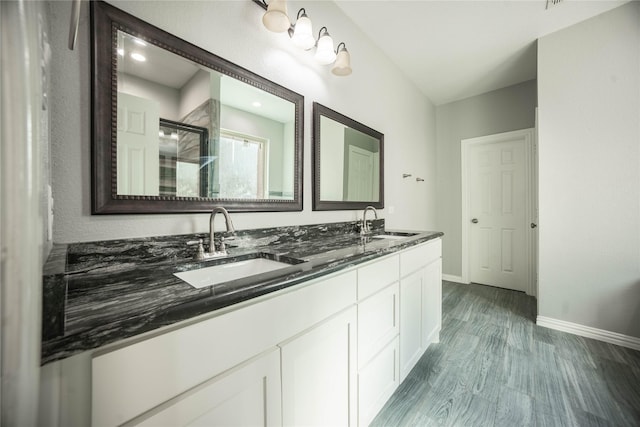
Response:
186,239,205,260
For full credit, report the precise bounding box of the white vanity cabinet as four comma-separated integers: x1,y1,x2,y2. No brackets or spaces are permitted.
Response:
399,239,443,381
49,237,441,427
91,270,357,427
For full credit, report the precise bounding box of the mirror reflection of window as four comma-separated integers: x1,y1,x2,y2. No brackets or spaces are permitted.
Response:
217,130,268,199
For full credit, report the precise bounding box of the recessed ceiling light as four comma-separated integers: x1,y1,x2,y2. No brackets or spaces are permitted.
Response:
117,48,124,56
133,38,147,46
131,52,146,62
252,101,262,107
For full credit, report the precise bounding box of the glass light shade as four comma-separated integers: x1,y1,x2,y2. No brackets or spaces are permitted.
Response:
332,46,352,76
315,33,336,65
262,0,290,33
291,15,315,50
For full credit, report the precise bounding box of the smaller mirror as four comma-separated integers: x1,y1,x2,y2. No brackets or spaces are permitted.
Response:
313,103,384,211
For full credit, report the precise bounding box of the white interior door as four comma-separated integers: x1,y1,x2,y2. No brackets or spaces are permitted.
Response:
463,129,534,293
347,145,374,201
117,92,160,196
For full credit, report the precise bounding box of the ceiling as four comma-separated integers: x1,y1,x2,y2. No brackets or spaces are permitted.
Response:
334,0,630,105
119,31,294,124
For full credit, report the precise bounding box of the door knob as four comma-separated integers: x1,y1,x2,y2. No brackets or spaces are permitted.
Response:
471,218,479,224
531,223,538,229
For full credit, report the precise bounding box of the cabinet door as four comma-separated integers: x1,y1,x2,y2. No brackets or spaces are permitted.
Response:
422,259,442,348
130,348,281,427
358,337,399,427
280,307,357,427
358,282,399,368
399,269,423,381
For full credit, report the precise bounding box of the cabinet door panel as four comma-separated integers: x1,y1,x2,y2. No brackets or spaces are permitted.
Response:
422,259,442,348
358,282,399,368
399,269,423,381
131,348,281,427
358,337,399,427
281,307,357,427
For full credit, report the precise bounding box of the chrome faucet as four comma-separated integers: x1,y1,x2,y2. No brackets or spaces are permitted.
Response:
361,205,378,235
209,206,235,254
188,206,236,260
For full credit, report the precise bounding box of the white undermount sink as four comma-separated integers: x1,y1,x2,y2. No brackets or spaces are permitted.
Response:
371,232,418,240
175,257,295,289
372,235,406,240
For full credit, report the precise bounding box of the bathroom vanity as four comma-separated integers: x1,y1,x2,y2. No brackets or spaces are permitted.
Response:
40,221,442,427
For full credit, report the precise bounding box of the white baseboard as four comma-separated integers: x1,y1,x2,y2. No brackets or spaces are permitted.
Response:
442,274,466,284
536,316,640,351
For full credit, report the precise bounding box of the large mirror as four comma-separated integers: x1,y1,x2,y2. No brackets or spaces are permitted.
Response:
91,1,303,213
313,103,384,211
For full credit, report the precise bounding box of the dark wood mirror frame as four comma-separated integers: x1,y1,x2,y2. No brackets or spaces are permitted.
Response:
91,1,304,214
312,102,384,211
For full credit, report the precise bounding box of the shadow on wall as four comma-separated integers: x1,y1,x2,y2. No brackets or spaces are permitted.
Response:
597,279,640,339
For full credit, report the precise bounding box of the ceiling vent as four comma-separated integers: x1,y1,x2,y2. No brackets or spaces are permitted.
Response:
545,0,564,10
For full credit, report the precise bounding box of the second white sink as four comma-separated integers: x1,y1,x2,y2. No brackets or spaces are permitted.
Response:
372,235,406,240
175,258,295,289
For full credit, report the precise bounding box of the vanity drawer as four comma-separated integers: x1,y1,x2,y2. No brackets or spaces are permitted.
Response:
92,270,357,427
400,239,441,277
357,254,399,300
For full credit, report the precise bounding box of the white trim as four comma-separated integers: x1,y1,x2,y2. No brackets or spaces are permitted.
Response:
536,316,640,351
461,128,536,296
442,274,466,284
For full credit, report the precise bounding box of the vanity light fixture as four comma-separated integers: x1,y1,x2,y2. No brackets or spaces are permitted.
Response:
262,0,290,32
314,27,336,65
289,8,315,50
331,42,352,76
253,0,352,76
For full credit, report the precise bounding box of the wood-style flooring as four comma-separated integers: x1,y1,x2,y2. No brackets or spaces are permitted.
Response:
371,281,640,426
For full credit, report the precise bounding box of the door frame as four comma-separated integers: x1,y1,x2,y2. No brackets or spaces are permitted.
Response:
461,128,537,296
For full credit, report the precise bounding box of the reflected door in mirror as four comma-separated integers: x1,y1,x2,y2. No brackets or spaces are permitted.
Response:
313,103,384,211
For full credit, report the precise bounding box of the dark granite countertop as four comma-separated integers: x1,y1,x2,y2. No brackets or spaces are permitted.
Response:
41,220,443,365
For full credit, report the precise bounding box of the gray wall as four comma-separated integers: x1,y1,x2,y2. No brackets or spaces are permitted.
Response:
436,79,537,278
538,2,640,338
48,0,437,243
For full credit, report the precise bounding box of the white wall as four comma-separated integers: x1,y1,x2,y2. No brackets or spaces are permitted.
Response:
179,69,213,119
49,0,437,243
436,80,537,277
537,2,640,338
118,73,181,120
319,116,345,200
